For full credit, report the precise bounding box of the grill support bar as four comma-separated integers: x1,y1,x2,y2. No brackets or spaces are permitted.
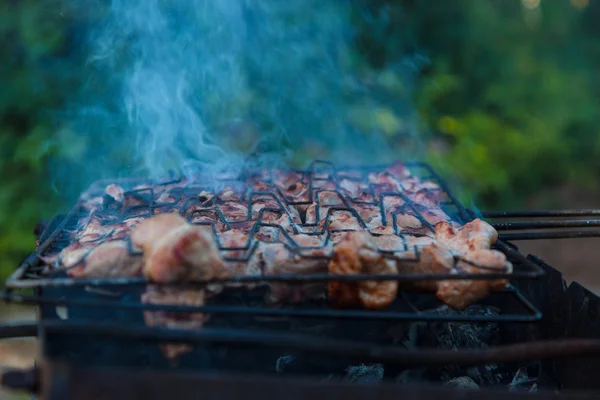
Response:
27,363,600,400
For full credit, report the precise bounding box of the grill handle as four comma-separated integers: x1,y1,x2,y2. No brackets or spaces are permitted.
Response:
0,322,38,393
481,209,600,240
0,322,37,339
1,367,38,393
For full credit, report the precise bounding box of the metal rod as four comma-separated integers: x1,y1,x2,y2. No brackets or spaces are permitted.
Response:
492,220,600,231
500,231,600,241
0,322,37,339
42,322,600,367
483,210,600,218
1,287,541,323
4,267,543,289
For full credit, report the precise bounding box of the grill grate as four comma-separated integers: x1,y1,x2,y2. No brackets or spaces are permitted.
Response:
5,161,543,324
2,160,586,381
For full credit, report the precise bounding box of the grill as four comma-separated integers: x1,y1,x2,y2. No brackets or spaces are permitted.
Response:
3,161,600,399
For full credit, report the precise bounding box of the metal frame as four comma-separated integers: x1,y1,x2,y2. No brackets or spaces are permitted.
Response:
6,161,545,287
7,362,598,400
3,161,545,324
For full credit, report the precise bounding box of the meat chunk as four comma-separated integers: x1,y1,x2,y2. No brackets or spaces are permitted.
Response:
131,213,186,251
58,163,513,317
131,213,224,283
262,243,328,304
436,249,512,310
59,242,96,269
144,224,224,283
142,286,206,361
328,232,398,309
66,240,143,278
105,184,125,203
432,219,511,309
435,218,498,254
397,244,454,291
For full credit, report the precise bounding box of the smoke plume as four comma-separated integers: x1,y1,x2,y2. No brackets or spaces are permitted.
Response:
53,0,425,198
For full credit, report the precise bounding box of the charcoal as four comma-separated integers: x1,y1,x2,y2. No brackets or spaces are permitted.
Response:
529,383,538,393
275,354,296,374
508,367,538,392
430,305,500,350
395,368,427,384
344,364,384,383
395,305,503,386
444,376,479,390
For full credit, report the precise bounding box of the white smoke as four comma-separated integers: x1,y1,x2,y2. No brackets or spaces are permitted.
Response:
56,0,424,191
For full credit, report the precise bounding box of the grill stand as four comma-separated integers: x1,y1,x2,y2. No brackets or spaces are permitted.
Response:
4,253,600,398
6,362,598,400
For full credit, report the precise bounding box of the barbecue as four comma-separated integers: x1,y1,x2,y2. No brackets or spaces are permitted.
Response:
3,160,600,399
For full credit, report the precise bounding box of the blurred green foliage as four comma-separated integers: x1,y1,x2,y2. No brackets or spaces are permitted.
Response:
1,0,600,280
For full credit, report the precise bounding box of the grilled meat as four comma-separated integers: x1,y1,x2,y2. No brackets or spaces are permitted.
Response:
131,213,187,251
431,219,511,309
399,244,454,291
66,240,143,278
262,242,328,304
435,219,498,253
144,224,224,283
328,231,398,309
142,285,206,361
131,212,225,283
105,184,125,203
43,162,513,327
436,249,512,309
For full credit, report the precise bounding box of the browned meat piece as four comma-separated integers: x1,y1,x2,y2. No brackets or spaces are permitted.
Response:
273,170,310,202
338,178,373,201
185,208,227,232
131,213,224,283
431,219,511,309
326,211,363,231
385,161,411,180
354,204,380,226
251,197,281,217
368,171,403,192
217,229,262,288
400,177,439,192
74,216,108,243
67,241,143,278
131,213,186,251
398,244,454,291
419,207,453,227
58,242,95,269
436,249,512,310
369,234,406,252
250,181,272,192
144,224,224,283
218,201,249,223
305,192,364,231
328,232,398,309
38,252,59,267
394,213,424,231
218,186,245,202
151,179,188,194
262,243,328,304
408,188,444,208
80,183,124,212
142,285,205,361
105,184,125,203
435,219,498,254
155,190,176,204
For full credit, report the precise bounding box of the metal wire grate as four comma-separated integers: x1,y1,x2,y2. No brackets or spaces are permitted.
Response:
3,161,544,324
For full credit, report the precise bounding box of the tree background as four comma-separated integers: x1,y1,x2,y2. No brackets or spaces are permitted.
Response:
1,0,599,283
